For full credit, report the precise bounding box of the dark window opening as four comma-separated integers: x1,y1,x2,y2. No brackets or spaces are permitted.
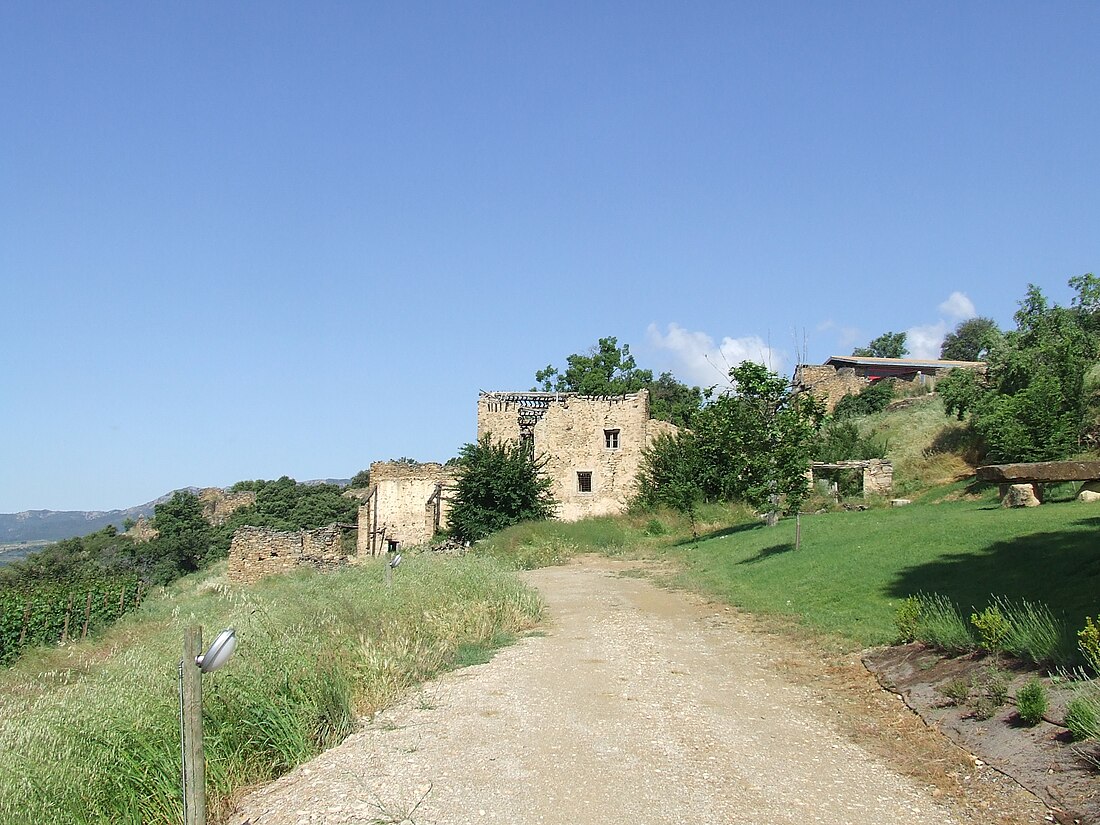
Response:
604,429,620,449
577,471,593,493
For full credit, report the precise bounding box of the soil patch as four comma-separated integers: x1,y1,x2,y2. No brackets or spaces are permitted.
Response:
864,643,1100,824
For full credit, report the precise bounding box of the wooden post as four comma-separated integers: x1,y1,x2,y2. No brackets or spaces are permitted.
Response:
181,626,205,825
795,512,802,550
81,591,93,639
19,600,30,646
61,592,74,644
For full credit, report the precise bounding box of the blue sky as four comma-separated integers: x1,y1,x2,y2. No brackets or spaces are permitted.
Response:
3,2,1098,512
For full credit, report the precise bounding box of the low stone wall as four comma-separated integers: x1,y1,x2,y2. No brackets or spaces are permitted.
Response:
228,525,350,585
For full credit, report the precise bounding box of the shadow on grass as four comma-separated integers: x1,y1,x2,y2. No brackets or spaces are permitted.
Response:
673,520,762,547
738,543,795,565
887,515,1100,632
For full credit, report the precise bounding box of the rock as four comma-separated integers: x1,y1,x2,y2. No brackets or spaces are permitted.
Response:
1078,481,1100,502
1002,483,1041,508
890,499,911,507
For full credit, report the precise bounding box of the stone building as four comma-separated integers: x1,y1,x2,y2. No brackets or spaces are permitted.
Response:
477,390,676,522
795,356,985,412
354,461,456,556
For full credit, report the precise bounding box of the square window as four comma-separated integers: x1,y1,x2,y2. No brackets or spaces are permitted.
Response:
577,471,593,493
604,429,620,449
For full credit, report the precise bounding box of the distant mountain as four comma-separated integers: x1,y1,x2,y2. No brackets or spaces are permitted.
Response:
0,481,353,547
0,489,199,545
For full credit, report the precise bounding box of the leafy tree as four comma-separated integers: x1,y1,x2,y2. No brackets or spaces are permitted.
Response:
535,336,702,427
447,434,557,542
939,317,1001,361
348,469,371,488
635,362,825,523
853,331,908,358
143,491,216,583
940,277,1100,463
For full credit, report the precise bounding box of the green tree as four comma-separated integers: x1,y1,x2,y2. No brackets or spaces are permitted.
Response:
940,277,1100,463
939,317,1001,361
535,336,702,427
636,362,824,523
144,491,215,583
348,468,371,488
447,434,557,542
853,331,908,358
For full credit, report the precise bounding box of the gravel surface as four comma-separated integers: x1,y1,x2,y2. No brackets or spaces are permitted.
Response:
230,558,1047,825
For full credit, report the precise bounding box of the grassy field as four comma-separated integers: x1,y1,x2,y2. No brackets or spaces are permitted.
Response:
473,485,1100,654
663,490,1100,649
0,556,541,824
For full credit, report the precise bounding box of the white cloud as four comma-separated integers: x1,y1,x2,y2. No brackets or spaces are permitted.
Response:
904,322,949,359
904,292,978,359
938,291,976,321
646,323,788,386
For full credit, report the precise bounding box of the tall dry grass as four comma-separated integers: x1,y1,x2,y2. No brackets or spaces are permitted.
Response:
0,556,541,824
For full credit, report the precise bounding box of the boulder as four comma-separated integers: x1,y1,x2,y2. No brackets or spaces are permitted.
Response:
1002,483,1041,508
1078,481,1100,503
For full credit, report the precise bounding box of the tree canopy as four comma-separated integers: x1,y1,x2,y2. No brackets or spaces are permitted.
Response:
447,434,557,542
939,275,1100,462
636,361,825,525
853,331,908,358
535,336,702,427
939,317,1001,361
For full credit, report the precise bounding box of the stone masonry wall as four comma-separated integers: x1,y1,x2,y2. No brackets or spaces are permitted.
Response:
228,525,349,585
795,365,867,412
356,462,456,555
477,390,676,522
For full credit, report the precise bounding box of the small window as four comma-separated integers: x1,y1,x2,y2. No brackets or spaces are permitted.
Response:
387,539,400,554
577,471,593,493
604,429,620,450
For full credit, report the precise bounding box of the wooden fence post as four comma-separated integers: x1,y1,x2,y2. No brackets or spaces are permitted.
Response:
181,626,205,825
61,593,75,644
81,591,93,639
18,600,30,647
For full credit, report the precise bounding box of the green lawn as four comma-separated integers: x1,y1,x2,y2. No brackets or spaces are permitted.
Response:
660,496,1100,648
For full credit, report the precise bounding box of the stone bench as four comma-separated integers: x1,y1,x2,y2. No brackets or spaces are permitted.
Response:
975,461,1100,507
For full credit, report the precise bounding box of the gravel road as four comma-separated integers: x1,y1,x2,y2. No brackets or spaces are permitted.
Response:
230,558,1047,825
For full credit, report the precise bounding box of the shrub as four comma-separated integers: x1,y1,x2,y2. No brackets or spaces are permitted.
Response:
919,594,977,653
970,604,1011,652
894,596,922,643
1015,679,1049,726
937,678,971,706
1065,695,1100,741
643,518,666,537
832,379,896,420
996,597,1075,669
1079,616,1100,671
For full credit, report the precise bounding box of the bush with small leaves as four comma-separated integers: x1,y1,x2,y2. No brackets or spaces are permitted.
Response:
1079,616,1100,671
894,596,922,643
1015,679,1049,726
937,678,971,706
971,604,1010,653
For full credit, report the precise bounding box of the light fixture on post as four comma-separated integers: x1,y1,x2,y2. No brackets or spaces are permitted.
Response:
180,626,237,825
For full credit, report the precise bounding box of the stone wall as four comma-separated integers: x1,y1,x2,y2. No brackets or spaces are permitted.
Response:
794,365,867,412
356,462,456,556
125,516,158,543
199,488,257,526
228,525,350,584
477,390,675,522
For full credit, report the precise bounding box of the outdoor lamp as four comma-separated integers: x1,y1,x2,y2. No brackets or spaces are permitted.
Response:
196,627,237,673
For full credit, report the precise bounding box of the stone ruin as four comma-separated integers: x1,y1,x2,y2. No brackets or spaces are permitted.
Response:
227,525,352,585
478,389,676,521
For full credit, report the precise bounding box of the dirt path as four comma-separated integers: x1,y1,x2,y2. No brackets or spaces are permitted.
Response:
230,559,1048,825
